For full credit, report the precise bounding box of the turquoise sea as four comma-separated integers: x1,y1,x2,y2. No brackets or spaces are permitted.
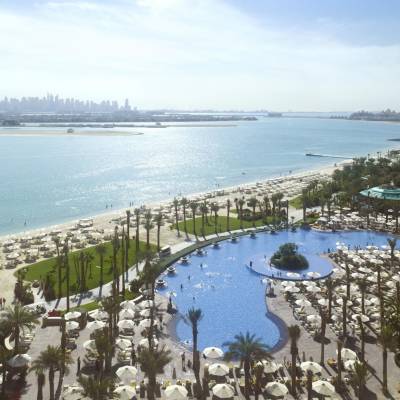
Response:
1,117,400,235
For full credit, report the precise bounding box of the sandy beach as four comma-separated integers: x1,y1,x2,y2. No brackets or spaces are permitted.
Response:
0,129,145,136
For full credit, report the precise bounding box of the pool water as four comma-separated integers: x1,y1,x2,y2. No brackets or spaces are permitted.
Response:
160,230,395,351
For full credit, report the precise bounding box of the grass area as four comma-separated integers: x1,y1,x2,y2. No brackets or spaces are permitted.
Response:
175,215,282,236
289,195,303,209
19,239,156,297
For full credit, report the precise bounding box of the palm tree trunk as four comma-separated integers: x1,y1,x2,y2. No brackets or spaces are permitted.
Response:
244,360,251,399
227,205,230,232
157,225,161,251
383,347,388,392
100,254,104,287
49,368,55,400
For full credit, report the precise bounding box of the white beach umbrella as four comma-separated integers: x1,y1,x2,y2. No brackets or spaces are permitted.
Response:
89,309,108,320
312,380,335,396
139,300,154,308
212,384,235,398
265,382,288,397
307,315,322,324
139,309,152,318
62,385,83,400
113,385,136,400
116,338,132,350
336,298,352,306
139,338,159,348
86,320,106,331
65,321,79,331
117,319,135,330
352,314,370,323
138,318,154,329
119,309,135,320
300,361,322,374
7,354,31,368
64,311,81,320
284,286,300,293
209,363,229,376
317,298,329,307
83,340,97,352
203,347,224,359
344,359,357,371
307,271,321,278
295,299,311,307
262,360,279,374
281,280,296,287
164,385,188,400
286,272,300,278
116,366,138,382
306,285,321,293
120,300,137,311
338,348,357,360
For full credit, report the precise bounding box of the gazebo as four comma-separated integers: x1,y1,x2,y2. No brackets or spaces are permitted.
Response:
359,185,400,230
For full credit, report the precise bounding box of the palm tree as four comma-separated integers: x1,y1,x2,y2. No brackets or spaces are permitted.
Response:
190,202,198,237
350,361,371,400
224,332,271,399
154,212,163,251
134,208,141,267
319,309,327,365
238,198,245,229
63,240,71,311
199,202,208,237
0,346,11,397
248,197,258,228
342,295,348,338
126,209,131,248
226,199,231,232
78,375,114,400
32,367,45,400
187,308,203,398
337,340,343,388
96,243,107,288
378,324,393,393
387,237,397,262
345,263,351,299
138,346,172,400
210,203,219,234
3,303,39,353
357,278,368,315
326,278,337,320
31,345,73,400
181,197,189,235
53,237,63,299
173,198,180,236
144,210,154,249
302,188,308,222
288,325,301,395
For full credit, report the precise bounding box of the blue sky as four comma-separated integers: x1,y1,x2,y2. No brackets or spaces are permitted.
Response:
0,0,399,110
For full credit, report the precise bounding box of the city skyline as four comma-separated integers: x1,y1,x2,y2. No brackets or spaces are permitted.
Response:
0,1,399,111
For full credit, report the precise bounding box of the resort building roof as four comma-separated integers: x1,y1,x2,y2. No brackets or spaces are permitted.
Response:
360,185,400,200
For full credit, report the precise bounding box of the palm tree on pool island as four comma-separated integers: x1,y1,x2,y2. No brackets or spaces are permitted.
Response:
224,332,272,400
288,324,301,395
187,307,203,398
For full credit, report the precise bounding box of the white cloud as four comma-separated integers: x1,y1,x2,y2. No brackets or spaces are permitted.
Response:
0,0,399,110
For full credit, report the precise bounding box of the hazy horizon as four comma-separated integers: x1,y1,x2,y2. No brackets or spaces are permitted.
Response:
1,0,400,111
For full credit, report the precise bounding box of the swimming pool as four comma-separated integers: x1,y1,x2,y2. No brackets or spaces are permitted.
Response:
160,230,395,351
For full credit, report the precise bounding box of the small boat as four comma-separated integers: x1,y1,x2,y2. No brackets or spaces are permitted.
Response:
180,256,189,264
156,279,167,288
167,266,176,275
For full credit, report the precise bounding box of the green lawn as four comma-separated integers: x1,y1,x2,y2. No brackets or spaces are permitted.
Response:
19,239,156,297
289,195,303,209
175,215,282,236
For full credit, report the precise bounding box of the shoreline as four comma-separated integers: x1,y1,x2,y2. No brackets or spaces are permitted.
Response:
0,160,346,241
